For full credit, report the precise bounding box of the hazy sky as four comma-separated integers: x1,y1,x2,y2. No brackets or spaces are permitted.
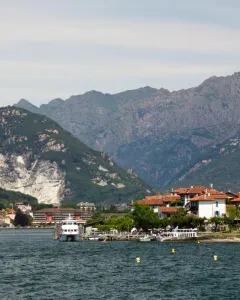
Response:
1,0,240,106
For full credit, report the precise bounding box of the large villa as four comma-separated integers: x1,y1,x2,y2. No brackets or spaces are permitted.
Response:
134,184,240,219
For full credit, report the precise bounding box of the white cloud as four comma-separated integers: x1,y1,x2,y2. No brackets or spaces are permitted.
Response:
0,1,240,105
0,59,237,79
1,19,240,54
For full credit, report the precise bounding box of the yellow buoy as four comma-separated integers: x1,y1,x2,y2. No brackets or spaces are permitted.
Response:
171,248,175,254
197,241,200,244
214,255,218,261
136,257,140,263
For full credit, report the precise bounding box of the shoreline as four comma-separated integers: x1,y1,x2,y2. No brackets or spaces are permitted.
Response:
1,228,240,243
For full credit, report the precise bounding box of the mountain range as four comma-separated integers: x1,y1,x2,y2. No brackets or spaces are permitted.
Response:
15,71,240,192
0,107,153,205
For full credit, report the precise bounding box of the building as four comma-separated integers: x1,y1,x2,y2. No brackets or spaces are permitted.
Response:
173,186,208,205
231,194,240,208
132,195,164,213
76,202,96,211
132,194,181,213
159,207,179,219
188,191,227,218
33,208,92,224
6,209,16,220
16,202,32,213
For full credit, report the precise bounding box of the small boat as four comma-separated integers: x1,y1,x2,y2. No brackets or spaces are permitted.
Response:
139,235,152,242
59,214,79,242
87,236,100,241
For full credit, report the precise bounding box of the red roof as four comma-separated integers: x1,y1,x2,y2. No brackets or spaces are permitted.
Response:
231,198,240,203
162,194,181,203
173,188,189,194
207,189,226,195
137,195,164,206
188,186,207,194
189,193,228,201
159,207,179,213
136,194,180,206
174,186,207,194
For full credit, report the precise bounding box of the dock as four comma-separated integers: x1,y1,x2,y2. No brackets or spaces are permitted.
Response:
54,223,61,240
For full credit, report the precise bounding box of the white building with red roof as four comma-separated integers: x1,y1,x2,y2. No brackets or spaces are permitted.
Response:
173,184,228,218
188,190,227,218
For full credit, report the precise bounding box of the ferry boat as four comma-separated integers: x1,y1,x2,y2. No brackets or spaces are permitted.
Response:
59,214,79,242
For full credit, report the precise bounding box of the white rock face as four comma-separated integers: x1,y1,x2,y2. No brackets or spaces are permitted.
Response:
0,154,65,204
98,165,108,172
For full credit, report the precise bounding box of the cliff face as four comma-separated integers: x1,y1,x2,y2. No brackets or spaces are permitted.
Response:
16,72,240,188
0,153,65,204
0,107,152,204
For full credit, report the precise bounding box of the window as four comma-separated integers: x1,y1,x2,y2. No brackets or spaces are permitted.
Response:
216,201,219,208
215,211,219,217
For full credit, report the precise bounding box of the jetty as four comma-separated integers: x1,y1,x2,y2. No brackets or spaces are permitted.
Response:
53,223,61,240
159,229,198,241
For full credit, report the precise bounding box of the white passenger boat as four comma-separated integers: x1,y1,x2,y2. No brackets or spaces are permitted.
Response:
59,214,79,242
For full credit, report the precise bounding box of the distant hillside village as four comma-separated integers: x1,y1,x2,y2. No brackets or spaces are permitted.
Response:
0,184,240,228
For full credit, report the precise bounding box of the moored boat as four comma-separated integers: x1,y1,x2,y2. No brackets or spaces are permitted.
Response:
139,235,152,242
59,214,80,242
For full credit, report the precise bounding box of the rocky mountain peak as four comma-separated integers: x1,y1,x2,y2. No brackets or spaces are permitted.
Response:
14,71,240,191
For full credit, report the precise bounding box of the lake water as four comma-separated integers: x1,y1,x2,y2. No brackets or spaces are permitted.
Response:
0,229,239,300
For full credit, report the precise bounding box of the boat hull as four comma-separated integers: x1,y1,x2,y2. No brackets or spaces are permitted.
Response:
60,234,79,242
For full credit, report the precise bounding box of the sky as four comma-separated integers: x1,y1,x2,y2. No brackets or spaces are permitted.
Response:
0,0,240,106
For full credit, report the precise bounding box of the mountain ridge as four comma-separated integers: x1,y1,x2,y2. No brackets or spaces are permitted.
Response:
15,71,240,190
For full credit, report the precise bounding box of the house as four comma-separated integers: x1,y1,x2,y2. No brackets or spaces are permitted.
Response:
231,193,240,208
133,195,164,212
0,215,11,227
173,186,208,205
76,202,96,211
159,207,179,219
16,202,32,213
6,209,16,220
225,191,238,200
188,190,227,218
161,194,181,207
132,194,181,213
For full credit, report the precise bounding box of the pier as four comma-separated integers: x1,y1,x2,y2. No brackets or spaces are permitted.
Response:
53,223,61,240
159,229,198,241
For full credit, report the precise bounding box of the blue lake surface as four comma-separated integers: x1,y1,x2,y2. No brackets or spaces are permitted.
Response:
0,229,239,300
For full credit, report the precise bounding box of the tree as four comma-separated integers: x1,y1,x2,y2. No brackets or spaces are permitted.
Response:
131,203,160,231
106,204,118,213
223,216,234,232
14,209,33,227
210,217,223,232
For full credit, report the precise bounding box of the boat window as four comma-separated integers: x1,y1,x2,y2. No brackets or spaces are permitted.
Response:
67,222,72,225
62,222,67,225
73,223,77,225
